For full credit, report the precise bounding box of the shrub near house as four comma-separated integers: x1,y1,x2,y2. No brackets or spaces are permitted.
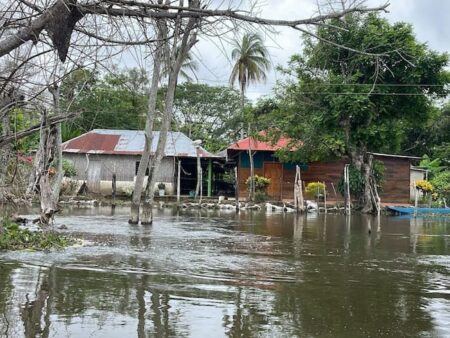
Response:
246,175,270,202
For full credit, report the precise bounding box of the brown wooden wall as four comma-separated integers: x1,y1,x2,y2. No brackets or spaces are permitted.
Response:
377,156,411,203
237,154,411,203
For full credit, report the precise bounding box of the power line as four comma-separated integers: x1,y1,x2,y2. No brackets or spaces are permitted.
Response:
195,77,447,88
291,92,444,96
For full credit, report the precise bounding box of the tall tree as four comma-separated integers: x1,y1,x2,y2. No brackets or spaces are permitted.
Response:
61,68,149,139
229,32,270,201
169,83,242,152
274,13,449,212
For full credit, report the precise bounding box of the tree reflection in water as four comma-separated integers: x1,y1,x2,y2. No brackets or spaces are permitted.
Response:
0,208,448,337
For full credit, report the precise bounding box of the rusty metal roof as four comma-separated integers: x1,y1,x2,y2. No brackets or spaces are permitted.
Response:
62,129,220,158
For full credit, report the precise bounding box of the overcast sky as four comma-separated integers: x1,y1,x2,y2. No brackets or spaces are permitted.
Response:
186,0,450,101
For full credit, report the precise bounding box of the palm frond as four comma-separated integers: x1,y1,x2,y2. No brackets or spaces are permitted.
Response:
229,32,271,94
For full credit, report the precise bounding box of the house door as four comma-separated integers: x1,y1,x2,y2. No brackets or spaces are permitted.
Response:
264,162,283,200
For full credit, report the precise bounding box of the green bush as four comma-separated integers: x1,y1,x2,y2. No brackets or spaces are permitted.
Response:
305,182,325,198
431,171,450,200
245,175,271,192
254,191,268,203
419,155,443,179
337,166,364,196
373,160,385,189
62,159,77,177
337,161,385,197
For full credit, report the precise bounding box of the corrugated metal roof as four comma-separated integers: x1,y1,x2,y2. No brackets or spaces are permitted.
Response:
228,131,294,151
62,129,220,158
227,132,420,162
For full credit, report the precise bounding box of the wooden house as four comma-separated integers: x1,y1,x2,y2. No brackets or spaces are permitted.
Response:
62,129,222,196
226,133,419,204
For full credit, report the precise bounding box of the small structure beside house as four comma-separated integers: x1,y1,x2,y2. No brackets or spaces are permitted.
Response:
410,166,428,200
226,133,420,204
62,129,222,196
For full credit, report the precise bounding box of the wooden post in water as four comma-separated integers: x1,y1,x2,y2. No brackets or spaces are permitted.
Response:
112,173,116,207
177,160,181,205
294,165,304,213
112,162,116,208
414,182,418,218
323,181,327,214
235,167,240,211
207,159,212,197
344,164,351,215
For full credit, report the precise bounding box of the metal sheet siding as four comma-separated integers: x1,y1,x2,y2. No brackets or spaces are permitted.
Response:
63,153,175,184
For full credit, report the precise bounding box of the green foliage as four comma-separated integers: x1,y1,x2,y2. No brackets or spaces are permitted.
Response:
254,191,268,203
432,143,450,165
373,160,385,188
419,155,444,179
431,171,450,200
337,161,385,196
62,159,76,177
230,33,271,93
5,108,40,153
272,13,449,163
61,68,149,140
168,83,243,152
222,171,235,184
337,166,365,196
305,182,326,198
0,220,75,251
245,175,270,192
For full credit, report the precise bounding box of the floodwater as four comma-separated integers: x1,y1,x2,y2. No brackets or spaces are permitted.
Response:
1,208,450,337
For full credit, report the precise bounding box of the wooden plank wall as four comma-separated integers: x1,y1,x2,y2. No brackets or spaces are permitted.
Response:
377,157,411,203
237,155,411,203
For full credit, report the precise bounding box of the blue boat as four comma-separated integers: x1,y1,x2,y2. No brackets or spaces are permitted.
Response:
388,206,450,215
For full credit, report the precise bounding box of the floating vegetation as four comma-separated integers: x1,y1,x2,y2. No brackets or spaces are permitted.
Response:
0,219,76,251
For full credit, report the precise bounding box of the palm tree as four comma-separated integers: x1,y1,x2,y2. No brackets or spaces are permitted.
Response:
230,33,270,101
229,32,270,201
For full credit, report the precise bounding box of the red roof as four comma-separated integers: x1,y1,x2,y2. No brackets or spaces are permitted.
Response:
228,131,294,151
63,133,120,153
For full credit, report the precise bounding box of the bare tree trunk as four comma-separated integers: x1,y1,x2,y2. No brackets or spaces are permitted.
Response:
28,85,64,226
0,108,11,200
248,147,255,202
195,147,202,201
50,86,63,205
26,111,49,198
129,24,165,224
141,2,200,225
38,122,58,226
349,148,376,213
141,83,173,224
361,154,374,213
241,91,255,202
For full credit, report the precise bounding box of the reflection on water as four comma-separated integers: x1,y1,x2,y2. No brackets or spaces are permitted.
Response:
1,207,450,337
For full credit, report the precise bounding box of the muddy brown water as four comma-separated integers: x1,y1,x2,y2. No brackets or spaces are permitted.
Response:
1,207,450,337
